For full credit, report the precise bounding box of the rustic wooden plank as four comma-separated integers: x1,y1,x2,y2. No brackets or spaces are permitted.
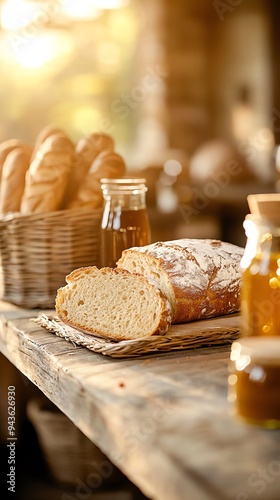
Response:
1,311,280,500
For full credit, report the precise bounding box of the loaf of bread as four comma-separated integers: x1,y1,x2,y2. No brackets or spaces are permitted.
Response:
30,124,64,162
62,133,115,207
117,239,244,323
0,140,32,180
76,132,115,169
0,128,123,213
55,239,243,342
21,133,76,214
56,266,172,341
66,150,126,209
0,147,32,213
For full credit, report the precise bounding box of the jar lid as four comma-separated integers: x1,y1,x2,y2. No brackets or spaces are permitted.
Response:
231,337,280,368
100,178,147,185
100,178,148,195
247,193,280,225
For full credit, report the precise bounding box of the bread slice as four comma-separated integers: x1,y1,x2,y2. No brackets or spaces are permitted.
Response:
55,266,172,341
117,239,244,324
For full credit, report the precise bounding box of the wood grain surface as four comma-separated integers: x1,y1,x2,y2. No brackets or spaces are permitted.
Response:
0,303,280,500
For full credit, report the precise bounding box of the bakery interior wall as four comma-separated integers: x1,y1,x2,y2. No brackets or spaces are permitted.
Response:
0,0,279,247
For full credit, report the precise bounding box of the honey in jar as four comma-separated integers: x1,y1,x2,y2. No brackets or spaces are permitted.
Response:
240,194,280,337
100,178,151,268
228,337,280,428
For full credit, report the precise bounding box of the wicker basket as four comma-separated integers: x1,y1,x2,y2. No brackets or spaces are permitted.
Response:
0,208,102,308
27,397,123,487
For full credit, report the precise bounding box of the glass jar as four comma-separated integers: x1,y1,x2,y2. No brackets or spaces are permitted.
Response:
228,337,280,428
100,178,151,268
240,214,280,337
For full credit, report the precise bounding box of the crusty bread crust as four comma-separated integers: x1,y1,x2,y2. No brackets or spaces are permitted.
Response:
21,133,76,213
66,151,126,209
0,146,32,213
76,132,114,167
56,266,172,341
30,125,64,162
117,239,244,324
0,140,32,180
0,129,124,214
62,133,114,207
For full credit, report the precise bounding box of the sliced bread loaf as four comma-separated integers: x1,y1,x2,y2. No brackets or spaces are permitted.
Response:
117,239,243,323
55,266,172,341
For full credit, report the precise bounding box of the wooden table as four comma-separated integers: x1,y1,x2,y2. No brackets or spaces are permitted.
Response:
0,303,280,500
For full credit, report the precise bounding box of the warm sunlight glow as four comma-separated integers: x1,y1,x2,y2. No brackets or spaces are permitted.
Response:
96,41,121,72
0,0,139,153
60,0,102,21
91,0,129,9
72,106,102,131
19,32,72,68
0,30,73,68
0,0,130,31
61,0,129,19
1,0,43,30
60,0,129,20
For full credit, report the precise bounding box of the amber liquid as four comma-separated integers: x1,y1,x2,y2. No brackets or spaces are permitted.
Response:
100,208,151,267
241,253,280,336
234,363,280,427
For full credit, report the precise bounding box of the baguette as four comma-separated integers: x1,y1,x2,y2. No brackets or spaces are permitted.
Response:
0,147,32,213
62,133,115,207
117,239,244,323
0,140,32,180
56,266,172,341
30,124,64,162
66,150,126,209
21,133,76,214
76,132,114,169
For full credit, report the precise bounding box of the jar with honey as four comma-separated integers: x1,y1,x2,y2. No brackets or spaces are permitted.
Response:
100,178,151,268
228,337,280,428
240,194,280,337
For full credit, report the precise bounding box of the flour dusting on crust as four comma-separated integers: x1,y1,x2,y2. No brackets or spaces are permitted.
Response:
117,238,244,323
132,239,243,295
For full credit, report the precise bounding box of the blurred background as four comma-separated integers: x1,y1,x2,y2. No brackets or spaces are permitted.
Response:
1,2,280,498
1,0,280,246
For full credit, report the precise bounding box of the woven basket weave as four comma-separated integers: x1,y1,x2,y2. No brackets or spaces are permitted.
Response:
0,208,102,309
27,397,123,487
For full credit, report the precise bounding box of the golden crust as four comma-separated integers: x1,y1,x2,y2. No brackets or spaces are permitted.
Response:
117,239,243,324
66,151,126,209
21,133,76,214
0,147,32,213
